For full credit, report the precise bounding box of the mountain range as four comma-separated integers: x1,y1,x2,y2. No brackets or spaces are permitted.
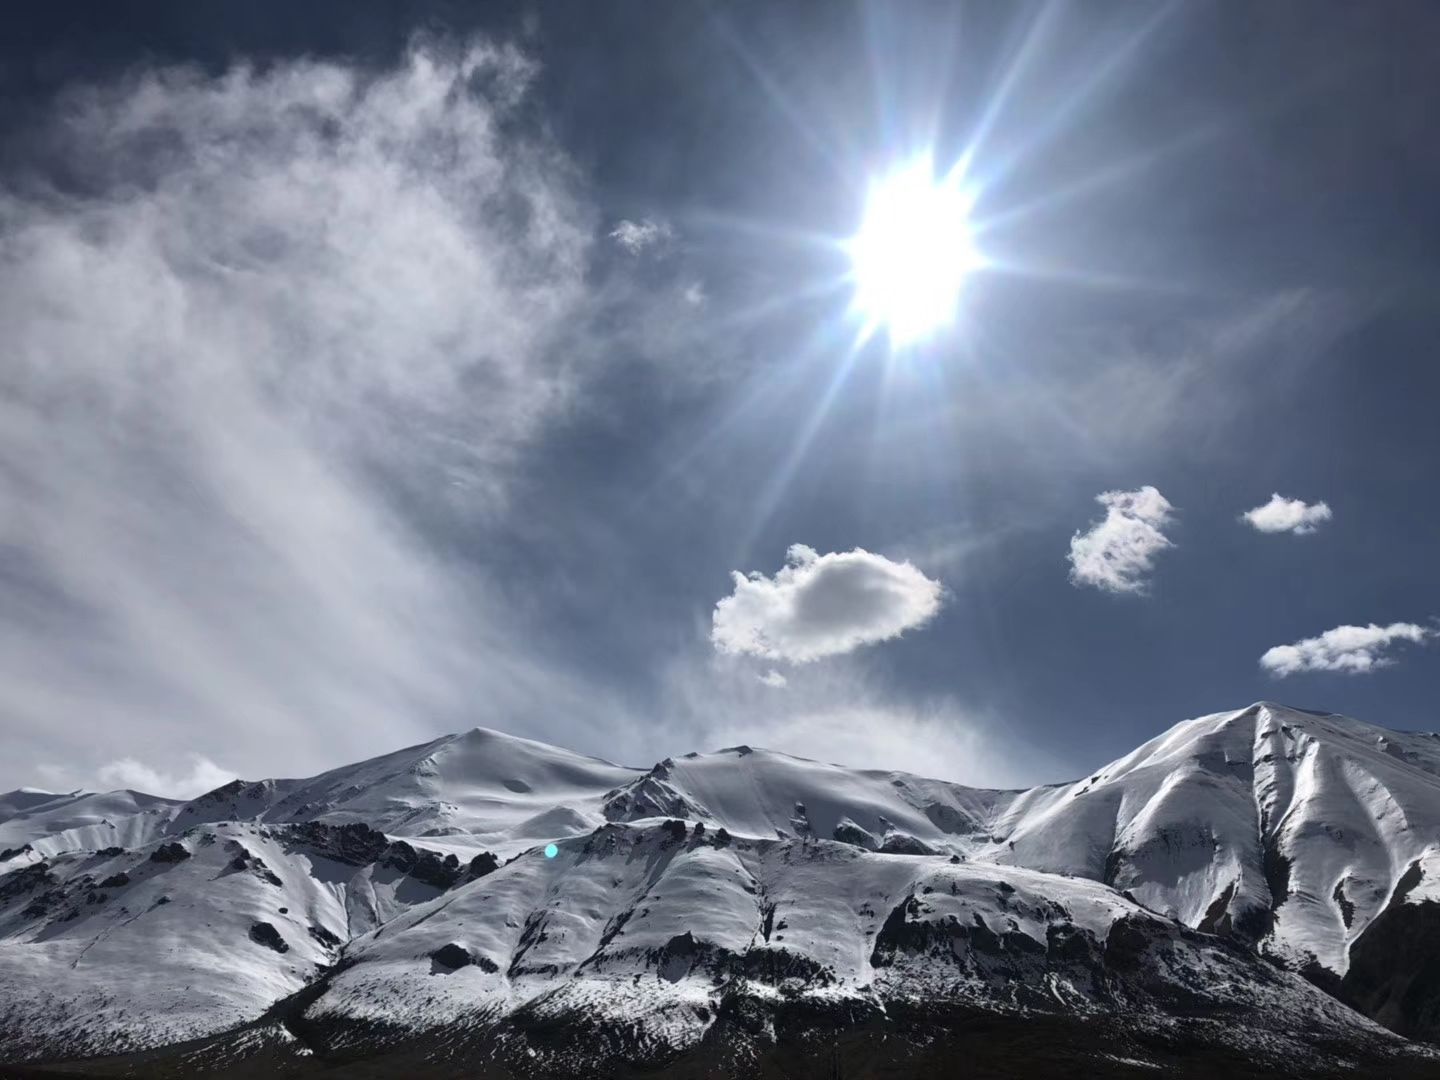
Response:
2,702,1438,1078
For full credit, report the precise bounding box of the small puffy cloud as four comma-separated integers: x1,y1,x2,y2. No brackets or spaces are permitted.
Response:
97,755,235,798
712,544,943,663
609,217,673,254
1241,493,1332,535
1260,622,1433,677
1067,486,1175,594
757,669,788,689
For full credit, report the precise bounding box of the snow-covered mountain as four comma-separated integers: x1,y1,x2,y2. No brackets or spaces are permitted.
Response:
2,703,1438,1078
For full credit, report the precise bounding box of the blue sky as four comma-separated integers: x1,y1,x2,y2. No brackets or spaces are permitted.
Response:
1,1,1437,795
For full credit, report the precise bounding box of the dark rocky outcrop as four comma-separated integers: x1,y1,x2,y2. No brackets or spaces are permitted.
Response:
602,771,709,823
1196,881,1236,936
382,842,463,889
432,942,473,969
98,871,130,889
662,819,688,843
832,821,879,850
1341,864,1440,1042
0,843,34,861
0,862,55,904
432,942,497,972
149,842,191,864
282,821,390,865
878,833,935,856
870,893,1061,984
249,921,289,953
228,847,283,886
275,823,471,890
1332,878,1355,929
308,924,342,949
468,851,499,879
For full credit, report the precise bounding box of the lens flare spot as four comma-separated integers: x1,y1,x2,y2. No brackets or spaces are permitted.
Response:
544,843,559,859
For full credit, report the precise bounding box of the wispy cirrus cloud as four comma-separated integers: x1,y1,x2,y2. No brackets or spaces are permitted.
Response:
1067,486,1175,594
0,38,642,790
1241,493,1332,535
1260,622,1433,677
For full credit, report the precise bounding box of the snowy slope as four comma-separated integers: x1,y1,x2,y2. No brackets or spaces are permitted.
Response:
170,727,641,859
0,818,487,1062
304,822,1415,1075
599,745,1005,854
0,788,181,860
980,703,1440,976
2,702,1439,1074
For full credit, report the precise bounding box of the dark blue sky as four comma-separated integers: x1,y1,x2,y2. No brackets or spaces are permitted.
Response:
1,2,1437,794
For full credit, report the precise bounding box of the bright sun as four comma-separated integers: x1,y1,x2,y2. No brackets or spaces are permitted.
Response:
848,158,978,346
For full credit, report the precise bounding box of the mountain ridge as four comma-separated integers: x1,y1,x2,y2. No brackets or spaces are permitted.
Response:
2,701,1439,1078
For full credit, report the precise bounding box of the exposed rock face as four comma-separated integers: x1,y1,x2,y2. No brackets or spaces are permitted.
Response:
431,943,473,969
279,821,389,865
833,820,879,850
1342,897,1440,1042
270,823,470,890
0,862,53,902
602,769,710,823
879,832,935,856
468,851,499,879
97,872,130,889
249,921,288,954
227,845,283,886
149,842,190,864
662,819,688,843
383,842,463,889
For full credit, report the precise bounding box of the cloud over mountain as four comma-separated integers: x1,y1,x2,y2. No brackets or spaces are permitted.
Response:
97,756,236,799
711,545,943,663
1067,486,1175,594
0,39,612,785
1260,622,1433,676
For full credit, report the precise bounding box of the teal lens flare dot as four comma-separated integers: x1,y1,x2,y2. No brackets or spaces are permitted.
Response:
544,843,558,859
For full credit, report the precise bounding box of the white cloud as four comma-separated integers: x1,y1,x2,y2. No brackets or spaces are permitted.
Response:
654,648,1067,788
0,39,644,790
1260,622,1433,677
97,755,235,798
609,217,673,254
757,669,788,689
1241,493,1332,534
712,544,943,663
708,705,1048,789
1067,486,1175,594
